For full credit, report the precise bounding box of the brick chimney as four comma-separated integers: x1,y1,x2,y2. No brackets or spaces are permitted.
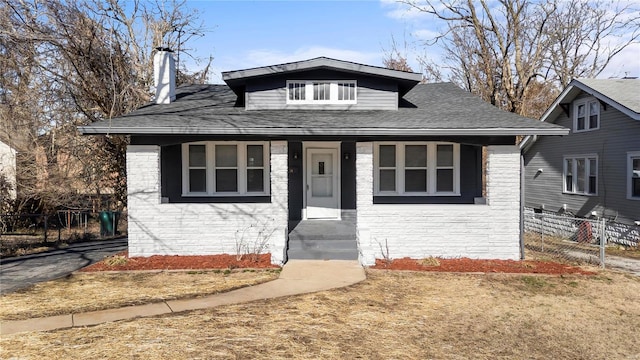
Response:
153,48,176,104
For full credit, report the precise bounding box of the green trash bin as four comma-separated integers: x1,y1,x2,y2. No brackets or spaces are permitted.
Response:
99,211,120,237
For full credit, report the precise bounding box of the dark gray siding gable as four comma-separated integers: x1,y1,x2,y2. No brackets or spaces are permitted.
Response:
245,70,398,110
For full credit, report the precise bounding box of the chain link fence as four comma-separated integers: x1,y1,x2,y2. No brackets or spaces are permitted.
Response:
524,212,606,268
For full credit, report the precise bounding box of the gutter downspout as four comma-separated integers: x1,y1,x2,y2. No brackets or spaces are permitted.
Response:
520,153,525,260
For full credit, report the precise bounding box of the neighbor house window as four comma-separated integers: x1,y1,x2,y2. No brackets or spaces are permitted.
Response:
574,98,600,132
628,151,640,200
182,142,270,196
286,80,357,104
563,155,597,195
374,142,460,196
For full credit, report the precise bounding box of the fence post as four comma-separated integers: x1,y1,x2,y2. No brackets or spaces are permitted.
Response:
44,215,48,243
600,217,606,269
541,214,545,252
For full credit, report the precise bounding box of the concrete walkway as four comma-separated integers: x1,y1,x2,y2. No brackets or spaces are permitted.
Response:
0,260,366,335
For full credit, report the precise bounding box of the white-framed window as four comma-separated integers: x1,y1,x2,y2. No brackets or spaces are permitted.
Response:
338,82,356,101
181,141,270,196
374,142,460,196
573,98,600,132
286,80,357,104
288,82,305,101
563,154,597,195
628,151,640,200
313,82,331,101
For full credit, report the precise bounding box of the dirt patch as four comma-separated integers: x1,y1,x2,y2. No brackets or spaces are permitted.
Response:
371,257,597,275
80,251,280,272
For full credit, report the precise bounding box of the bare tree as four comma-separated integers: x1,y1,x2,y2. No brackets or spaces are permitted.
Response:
383,34,415,72
401,0,640,117
0,0,211,213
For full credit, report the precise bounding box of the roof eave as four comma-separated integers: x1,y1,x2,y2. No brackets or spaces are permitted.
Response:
222,57,423,83
79,126,569,137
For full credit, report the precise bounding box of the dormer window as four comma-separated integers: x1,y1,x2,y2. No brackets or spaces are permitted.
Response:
313,82,330,100
288,82,306,101
338,82,356,100
574,98,599,132
287,80,357,104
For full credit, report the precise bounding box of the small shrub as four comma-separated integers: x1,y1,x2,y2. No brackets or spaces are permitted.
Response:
420,257,441,267
104,255,128,267
377,238,391,265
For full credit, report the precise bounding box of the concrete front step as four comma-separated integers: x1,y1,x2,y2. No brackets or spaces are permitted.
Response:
287,239,358,260
288,239,357,251
287,219,357,260
288,232,356,241
287,248,358,260
288,220,356,241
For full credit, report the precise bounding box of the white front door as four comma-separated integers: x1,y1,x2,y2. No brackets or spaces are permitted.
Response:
306,148,339,219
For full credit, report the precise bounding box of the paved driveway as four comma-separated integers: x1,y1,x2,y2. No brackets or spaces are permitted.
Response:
0,238,127,294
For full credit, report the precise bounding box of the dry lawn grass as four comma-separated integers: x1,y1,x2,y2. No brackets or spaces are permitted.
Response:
607,245,640,260
0,270,280,321
2,270,639,359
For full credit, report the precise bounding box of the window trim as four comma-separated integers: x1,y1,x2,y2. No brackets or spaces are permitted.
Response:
373,142,460,196
573,98,600,133
181,141,270,197
286,80,357,104
563,154,598,196
628,151,640,200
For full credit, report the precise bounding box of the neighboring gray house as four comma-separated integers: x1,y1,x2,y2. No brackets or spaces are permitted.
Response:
80,51,567,265
522,78,640,226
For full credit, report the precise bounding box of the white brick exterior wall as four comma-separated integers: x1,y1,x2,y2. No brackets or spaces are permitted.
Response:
126,142,288,265
356,143,521,266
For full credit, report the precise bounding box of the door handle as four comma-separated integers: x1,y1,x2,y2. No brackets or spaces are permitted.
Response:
306,184,309,191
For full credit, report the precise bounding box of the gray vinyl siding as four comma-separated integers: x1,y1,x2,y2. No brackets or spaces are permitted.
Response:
524,93,640,224
244,70,398,110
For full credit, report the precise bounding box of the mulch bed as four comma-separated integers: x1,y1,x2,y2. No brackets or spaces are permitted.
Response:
371,257,597,275
82,252,596,275
80,251,280,272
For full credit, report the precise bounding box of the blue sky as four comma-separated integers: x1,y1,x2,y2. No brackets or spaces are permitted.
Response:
181,0,639,84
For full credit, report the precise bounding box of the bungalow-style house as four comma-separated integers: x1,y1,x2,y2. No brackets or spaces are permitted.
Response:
79,51,567,265
522,78,640,230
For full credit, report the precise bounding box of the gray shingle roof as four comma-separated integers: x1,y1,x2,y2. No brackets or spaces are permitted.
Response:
79,82,568,136
574,78,640,115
